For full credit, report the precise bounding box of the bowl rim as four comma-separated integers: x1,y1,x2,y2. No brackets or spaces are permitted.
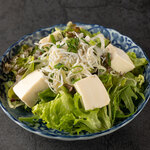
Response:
0,23,150,141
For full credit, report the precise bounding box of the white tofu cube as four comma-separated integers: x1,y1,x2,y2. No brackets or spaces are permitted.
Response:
13,70,49,108
39,31,63,44
52,30,63,41
74,75,110,111
106,44,135,74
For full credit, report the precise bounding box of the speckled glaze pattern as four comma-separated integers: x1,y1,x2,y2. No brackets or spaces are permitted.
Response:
0,23,150,141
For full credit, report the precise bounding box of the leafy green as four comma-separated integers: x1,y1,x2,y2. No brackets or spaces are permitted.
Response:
4,81,23,109
50,34,56,44
136,74,144,87
98,72,113,90
15,57,28,68
127,52,148,75
38,88,56,103
80,28,92,37
5,81,18,99
11,54,35,77
19,115,40,123
107,53,111,67
32,89,74,132
4,24,147,134
21,56,34,79
8,86,18,99
98,106,111,130
120,86,137,113
32,88,110,134
127,52,148,68
73,93,103,133
99,69,145,124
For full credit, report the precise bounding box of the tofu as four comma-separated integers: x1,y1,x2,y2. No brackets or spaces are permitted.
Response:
52,30,63,41
13,70,49,108
106,44,135,74
74,75,110,111
39,31,63,44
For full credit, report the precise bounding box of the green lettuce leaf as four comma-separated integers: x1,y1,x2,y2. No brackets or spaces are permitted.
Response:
98,106,111,130
38,88,57,103
120,86,137,113
32,88,111,134
8,86,18,99
21,56,34,79
32,89,74,132
99,70,145,123
127,52,148,75
73,93,102,133
16,28,147,134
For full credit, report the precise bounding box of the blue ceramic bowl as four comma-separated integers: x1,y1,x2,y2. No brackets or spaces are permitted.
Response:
0,23,150,141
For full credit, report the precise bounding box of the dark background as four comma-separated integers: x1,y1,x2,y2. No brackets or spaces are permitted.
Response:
0,0,150,150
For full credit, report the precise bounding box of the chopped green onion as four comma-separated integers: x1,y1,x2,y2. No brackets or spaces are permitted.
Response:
89,40,96,46
67,38,79,53
71,65,83,73
81,38,90,45
92,31,101,37
93,48,97,52
50,34,56,44
71,78,80,84
107,53,111,67
62,66,68,71
97,42,101,47
57,43,65,48
105,39,110,47
54,63,64,69
54,63,68,71
57,45,60,48
45,46,49,50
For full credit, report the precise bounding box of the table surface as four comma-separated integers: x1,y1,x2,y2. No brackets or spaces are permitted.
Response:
0,0,150,150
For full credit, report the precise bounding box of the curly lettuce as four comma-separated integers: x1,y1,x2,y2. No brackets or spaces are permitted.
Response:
18,51,148,134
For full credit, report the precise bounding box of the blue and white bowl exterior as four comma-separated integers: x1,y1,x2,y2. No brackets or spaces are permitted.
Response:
0,23,150,141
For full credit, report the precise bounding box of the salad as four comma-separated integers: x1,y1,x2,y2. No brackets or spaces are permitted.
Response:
1,22,148,134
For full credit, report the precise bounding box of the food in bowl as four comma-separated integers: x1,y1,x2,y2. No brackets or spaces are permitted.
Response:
1,22,148,134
